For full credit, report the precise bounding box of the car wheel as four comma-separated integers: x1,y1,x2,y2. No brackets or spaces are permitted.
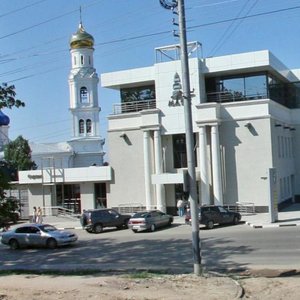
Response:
94,223,103,233
233,216,239,225
168,219,172,226
206,220,214,229
132,229,138,233
150,224,156,232
124,219,129,229
86,228,93,233
47,238,57,249
9,239,19,250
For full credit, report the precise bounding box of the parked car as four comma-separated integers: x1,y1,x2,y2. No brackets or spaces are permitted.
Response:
80,208,131,233
128,210,173,232
1,223,78,250
185,205,241,229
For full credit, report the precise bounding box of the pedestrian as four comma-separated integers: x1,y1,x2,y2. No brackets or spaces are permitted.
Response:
32,206,37,223
36,207,43,224
177,199,184,217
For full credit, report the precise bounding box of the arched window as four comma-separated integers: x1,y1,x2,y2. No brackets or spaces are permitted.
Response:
86,119,92,133
80,87,88,103
79,119,84,134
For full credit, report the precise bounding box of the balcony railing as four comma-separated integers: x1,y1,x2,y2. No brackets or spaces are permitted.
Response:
113,99,156,115
207,91,267,103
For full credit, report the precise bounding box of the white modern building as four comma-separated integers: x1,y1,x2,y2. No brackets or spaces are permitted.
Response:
101,42,300,215
17,23,111,216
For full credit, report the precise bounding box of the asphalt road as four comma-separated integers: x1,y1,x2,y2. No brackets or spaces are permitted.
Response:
1,223,300,273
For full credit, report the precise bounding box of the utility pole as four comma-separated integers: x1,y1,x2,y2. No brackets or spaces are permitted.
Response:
159,0,202,275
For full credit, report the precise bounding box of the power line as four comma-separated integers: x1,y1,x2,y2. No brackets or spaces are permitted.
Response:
0,0,103,40
0,0,47,18
210,0,259,56
4,4,300,84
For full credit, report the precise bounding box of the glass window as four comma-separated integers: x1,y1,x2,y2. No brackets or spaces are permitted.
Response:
173,134,197,168
81,55,84,65
120,85,155,103
79,119,84,134
86,119,92,133
206,73,268,102
80,87,88,103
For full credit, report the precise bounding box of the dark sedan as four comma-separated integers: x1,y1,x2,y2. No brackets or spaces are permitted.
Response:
185,205,241,229
128,210,173,232
1,223,78,249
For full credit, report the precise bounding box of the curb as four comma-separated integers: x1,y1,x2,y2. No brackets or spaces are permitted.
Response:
245,222,300,229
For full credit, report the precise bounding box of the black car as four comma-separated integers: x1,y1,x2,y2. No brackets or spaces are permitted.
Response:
185,205,241,229
80,208,131,233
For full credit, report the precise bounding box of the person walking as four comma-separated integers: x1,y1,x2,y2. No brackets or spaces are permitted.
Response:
36,207,43,224
177,199,184,217
32,206,37,223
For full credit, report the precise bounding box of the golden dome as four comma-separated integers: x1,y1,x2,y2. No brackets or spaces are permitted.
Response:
70,23,94,49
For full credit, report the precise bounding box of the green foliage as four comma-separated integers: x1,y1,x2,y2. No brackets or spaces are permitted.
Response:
0,83,25,109
0,196,19,227
0,84,25,227
4,136,37,171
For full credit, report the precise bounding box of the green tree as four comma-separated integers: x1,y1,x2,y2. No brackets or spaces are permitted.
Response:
4,136,37,172
0,83,25,109
0,83,25,227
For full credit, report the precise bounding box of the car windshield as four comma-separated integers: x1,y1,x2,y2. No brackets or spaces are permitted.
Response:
132,212,149,218
39,225,58,232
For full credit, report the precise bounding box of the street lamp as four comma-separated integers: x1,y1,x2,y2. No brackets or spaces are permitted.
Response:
159,0,202,276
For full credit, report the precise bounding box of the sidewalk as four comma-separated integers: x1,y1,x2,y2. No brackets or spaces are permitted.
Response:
243,203,300,228
40,203,300,230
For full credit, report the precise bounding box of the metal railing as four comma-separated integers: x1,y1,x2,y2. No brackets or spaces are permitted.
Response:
42,206,79,218
113,99,156,114
116,203,157,214
207,92,267,103
226,202,255,215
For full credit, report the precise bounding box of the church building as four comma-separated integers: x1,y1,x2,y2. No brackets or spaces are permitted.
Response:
17,23,111,216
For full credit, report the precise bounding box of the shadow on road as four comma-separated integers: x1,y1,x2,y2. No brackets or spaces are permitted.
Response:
0,234,255,274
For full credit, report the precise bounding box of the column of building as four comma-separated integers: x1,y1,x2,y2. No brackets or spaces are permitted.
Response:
198,126,210,205
143,130,152,210
154,129,166,212
198,124,223,206
211,124,223,205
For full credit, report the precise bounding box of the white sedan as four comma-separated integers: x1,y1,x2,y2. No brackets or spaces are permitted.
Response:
1,223,78,250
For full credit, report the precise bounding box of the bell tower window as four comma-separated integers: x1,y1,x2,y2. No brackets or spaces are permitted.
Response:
86,119,92,133
80,87,88,103
79,119,84,134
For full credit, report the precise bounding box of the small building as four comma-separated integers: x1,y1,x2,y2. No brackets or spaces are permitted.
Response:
101,42,300,214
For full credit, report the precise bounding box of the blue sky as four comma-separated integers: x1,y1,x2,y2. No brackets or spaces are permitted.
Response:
1,0,300,154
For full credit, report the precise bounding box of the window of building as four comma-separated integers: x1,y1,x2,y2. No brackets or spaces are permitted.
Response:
95,183,107,208
80,87,88,103
206,73,268,103
278,136,281,158
79,119,84,134
56,184,81,213
86,119,92,133
173,134,197,168
74,56,76,65
120,85,155,103
81,55,84,65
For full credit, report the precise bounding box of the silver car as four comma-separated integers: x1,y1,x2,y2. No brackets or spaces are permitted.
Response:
128,210,173,232
1,223,78,250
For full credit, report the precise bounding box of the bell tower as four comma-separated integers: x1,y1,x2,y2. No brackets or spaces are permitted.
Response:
68,22,105,167
68,22,100,139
